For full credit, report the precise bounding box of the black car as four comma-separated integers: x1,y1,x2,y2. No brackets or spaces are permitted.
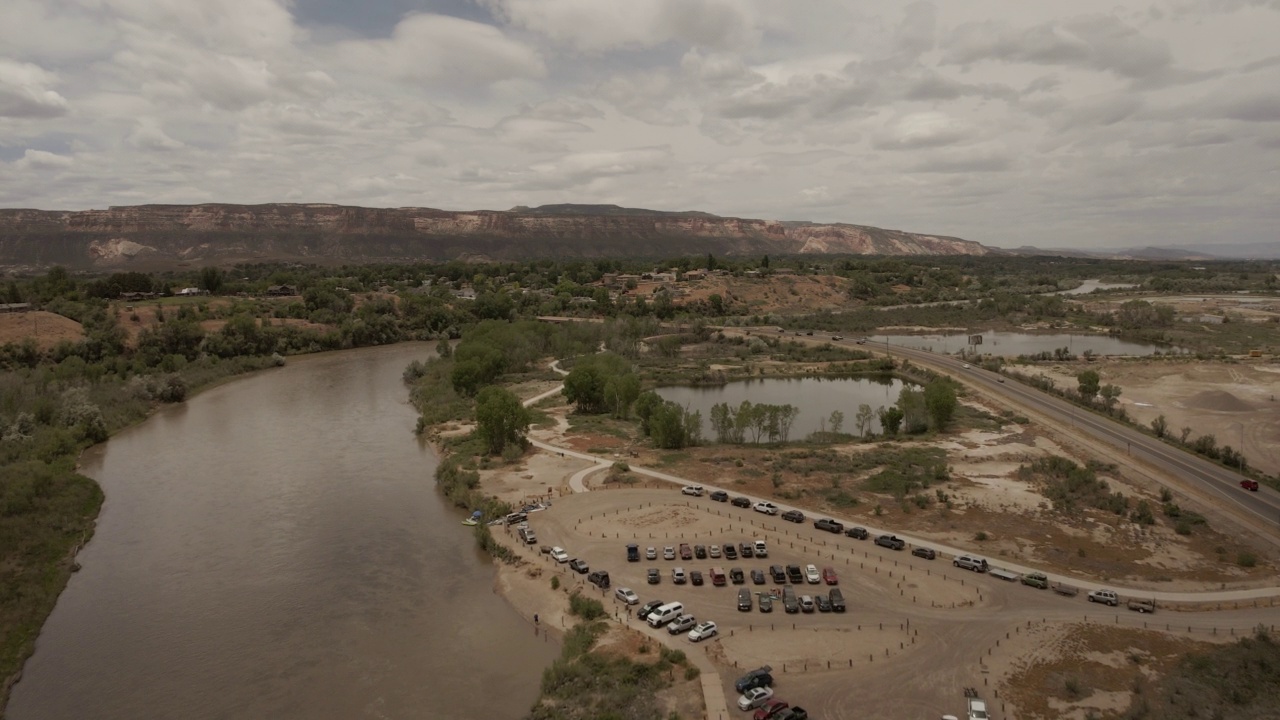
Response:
627,543,640,561
734,667,774,693
815,595,832,613
739,543,754,558
750,569,766,585
724,544,738,561
568,558,589,574
710,490,729,502
911,547,937,560
814,518,843,533
769,565,787,583
737,588,753,611
731,496,752,508
694,544,707,559
786,564,804,584
758,594,773,613
875,534,906,550
647,568,660,584
690,570,704,586
845,526,869,540
781,509,805,523
587,570,610,589
829,588,846,612
637,599,665,621
730,567,745,584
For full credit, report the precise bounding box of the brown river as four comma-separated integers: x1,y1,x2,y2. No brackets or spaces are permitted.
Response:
7,343,558,720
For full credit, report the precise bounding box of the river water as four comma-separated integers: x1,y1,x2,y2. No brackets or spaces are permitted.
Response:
8,344,557,720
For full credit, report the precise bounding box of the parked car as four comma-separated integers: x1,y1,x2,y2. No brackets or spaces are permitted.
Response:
587,570,610,588
758,594,773,613
828,588,846,613
874,534,906,550
672,567,687,584
750,569,766,585
804,564,821,584
646,546,657,560
724,544,738,561
679,543,693,560
781,509,805,523
688,621,718,642
694,544,707,559
663,546,676,560
615,587,639,605
710,567,727,586
637,599,664,620
753,540,768,557
710,490,730,502
821,567,838,585
845,526,869,540
779,707,809,719
814,518,843,533
568,558,589,574
754,700,790,720
647,568,660,584
730,567,745,584
732,496,752,508
681,485,704,496
953,555,989,572
550,547,570,563
738,588,753,611
738,687,775,711
782,586,799,614
815,594,832,613
734,666,774,693
626,544,640,562
769,565,787,583
709,544,722,558
799,595,815,613
739,542,754,558
667,614,697,634
1021,572,1049,589
753,501,779,515
911,547,937,560
786,565,804,584
690,570,704,586
1088,589,1120,606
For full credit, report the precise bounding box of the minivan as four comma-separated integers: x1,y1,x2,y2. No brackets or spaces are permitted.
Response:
954,555,989,572
647,602,685,627
710,567,727,586
737,588,753,611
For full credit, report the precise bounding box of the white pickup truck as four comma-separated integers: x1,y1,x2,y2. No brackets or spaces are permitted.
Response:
967,696,989,720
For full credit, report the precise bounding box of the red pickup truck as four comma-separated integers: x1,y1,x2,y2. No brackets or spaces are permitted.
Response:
1241,480,1259,491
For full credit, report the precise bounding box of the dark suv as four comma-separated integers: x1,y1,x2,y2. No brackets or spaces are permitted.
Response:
781,509,805,523
875,534,906,550
828,588,846,612
845,526,869,540
730,567,745,584
737,588,753,611
587,570,610,589
786,565,804,584
731,496,752,508
814,518,843,533
627,544,640,561
769,565,787,583
739,543,754,558
735,666,774,693
724,544,738,561
710,490,729,502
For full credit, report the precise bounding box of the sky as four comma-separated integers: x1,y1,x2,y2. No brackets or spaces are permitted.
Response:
1,0,1279,250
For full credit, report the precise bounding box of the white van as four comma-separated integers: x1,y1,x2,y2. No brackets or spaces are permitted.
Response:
646,601,685,628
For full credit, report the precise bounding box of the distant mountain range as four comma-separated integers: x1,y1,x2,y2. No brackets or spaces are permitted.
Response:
0,202,989,271
1004,242,1279,261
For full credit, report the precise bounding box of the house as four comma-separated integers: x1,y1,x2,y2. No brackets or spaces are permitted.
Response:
266,285,298,296
452,288,477,300
683,270,705,281
0,302,31,313
175,287,206,296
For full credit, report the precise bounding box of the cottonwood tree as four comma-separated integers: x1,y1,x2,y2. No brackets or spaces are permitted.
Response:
924,379,959,431
475,386,530,456
1077,370,1100,403
1151,415,1168,438
855,404,874,437
828,410,844,435
878,406,903,436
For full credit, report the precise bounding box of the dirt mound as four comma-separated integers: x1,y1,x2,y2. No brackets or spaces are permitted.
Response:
1184,390,1254,412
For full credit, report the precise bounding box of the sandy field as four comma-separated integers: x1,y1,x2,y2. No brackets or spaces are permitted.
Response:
0,311,84,349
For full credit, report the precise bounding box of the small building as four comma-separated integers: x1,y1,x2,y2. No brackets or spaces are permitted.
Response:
266,285,298,296
175,287,207,296
452,288,477,301
0,302,31,313
683,270,705,281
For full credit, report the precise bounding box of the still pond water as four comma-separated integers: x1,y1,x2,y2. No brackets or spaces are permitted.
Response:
867,331,1181,357
8,343,557,720
657,376,910,438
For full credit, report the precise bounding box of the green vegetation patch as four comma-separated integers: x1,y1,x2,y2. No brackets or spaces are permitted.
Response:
1019,456,1129,516
1134,627,1280,719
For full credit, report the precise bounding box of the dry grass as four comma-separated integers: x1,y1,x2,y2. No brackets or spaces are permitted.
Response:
0,311,84,349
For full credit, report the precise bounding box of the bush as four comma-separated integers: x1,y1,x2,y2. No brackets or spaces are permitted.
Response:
568,592,607,620
1237,551,1258,568
551,576,560,591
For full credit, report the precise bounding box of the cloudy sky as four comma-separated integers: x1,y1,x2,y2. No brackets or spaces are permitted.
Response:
2,0,1278,250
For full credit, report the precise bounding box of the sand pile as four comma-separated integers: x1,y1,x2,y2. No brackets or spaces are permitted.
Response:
1184,390,1254,412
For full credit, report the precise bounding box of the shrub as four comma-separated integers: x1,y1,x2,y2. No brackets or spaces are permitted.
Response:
1237,551,1258,568
569,591,606,620
551,576,560,591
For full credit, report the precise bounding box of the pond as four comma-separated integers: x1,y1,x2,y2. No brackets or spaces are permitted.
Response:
656,376,911,439
867,331,1181,357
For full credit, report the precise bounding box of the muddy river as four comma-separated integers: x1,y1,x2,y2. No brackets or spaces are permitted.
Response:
7,344,557,720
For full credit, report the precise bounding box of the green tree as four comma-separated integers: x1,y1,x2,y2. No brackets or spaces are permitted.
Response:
878,406,903,436
707,294,724,315
924,379,959,431
855,403,874,437
1077,370,1100,402
199,266,225,294
828,410,844,435
897,387,929,434
474,386,530,455
1151,414,1168,438
562,353,637,415
1099,384,1122,410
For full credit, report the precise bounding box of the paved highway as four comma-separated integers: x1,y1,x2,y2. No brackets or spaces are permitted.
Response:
855,336,1280,541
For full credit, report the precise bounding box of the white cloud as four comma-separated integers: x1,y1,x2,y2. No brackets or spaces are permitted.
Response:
336,14,545,86
483,0,758,52
873,112,974,150
14,149,73,169
0,60,70,118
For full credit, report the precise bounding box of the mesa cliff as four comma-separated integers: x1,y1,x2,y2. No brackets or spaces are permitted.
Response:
0,203,990,270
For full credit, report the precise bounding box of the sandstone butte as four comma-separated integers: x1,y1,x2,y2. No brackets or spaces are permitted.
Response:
0,203,990,270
